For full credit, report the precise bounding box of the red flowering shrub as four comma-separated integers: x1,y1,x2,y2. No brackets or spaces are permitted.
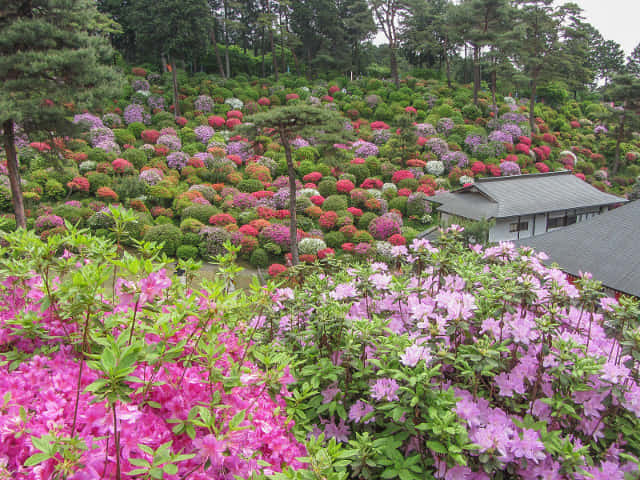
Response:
575,173,586,181
321,95,334,103
227,110,243,120
96,187,118,201
188,157,205,168
310,195,325,206
341,242,355,252
347,207,363,217
257,206,277,219
285,93,299,101
300,254,316,263
471,161,486,175
29,142,51,152
303,172,323,183
515,143,530,155
417,184,435,196
131,66,147,76
392,170,414,184
361,178,383,189
406,159,426,168
535,162,550,173
258,97,271,106
67,176,90,193
417,136,428,147
209,213,237,226
336,179,355,194
370,121,390,130
154,145,169,156
275,209,290,219
112,158,134,174
268,263,287,276
239,225,259,237
317,247,335,259
350,157,366,165
141,130,161,143
570,120,581,128
129,199,148,212
404,106,417,115
328,85,340,95
208,116,226,128
398,188,412,197
175,116,187,127
389,234,406,246
226,118,242,130
518,136,532,146
319,211,338,230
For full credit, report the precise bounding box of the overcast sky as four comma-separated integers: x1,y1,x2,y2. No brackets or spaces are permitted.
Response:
561,0,639,56
374,0,639,57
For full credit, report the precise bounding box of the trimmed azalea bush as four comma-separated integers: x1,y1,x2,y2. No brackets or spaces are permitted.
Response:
143,223,183,256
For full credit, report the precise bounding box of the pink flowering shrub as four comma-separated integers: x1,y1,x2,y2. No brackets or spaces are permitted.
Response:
252,230,640,479
0,230,306,479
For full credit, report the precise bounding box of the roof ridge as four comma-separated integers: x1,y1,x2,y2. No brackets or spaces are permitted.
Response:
476,170,572,183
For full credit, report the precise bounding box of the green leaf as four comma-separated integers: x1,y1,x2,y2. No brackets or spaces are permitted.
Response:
426,441,447,454
24,452,51,467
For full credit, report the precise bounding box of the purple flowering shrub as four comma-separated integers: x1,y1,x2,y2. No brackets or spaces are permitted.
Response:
253,229,640,479
0,230,306,478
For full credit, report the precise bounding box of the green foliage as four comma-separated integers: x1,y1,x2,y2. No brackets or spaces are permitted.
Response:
322,195,349,212
176,244,199,260
249,248,270,268
143,224,183,257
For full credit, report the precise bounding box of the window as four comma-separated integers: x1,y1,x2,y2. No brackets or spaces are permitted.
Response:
509,221,529,232
548,217,566,229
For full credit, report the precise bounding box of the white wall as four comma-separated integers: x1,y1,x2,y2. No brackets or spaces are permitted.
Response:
489,216,533,242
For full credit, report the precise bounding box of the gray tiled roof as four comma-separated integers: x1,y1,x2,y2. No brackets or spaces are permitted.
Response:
517,201,640,297
430,171,626,220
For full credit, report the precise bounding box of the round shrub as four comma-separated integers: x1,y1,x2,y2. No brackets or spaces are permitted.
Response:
237,178,264,193
388,196,408,215
352,230,374,244
298,238,327,256
182,232,202,246
346,164,371,185
176,244,199,260
397,178,418,191
321,194,348,212
143,224,183,257
324,231,346,249
368,213,402,240
358,212,377,230
249,248,270,268
182,205,219,224
318,178,337,197
44,179,65,200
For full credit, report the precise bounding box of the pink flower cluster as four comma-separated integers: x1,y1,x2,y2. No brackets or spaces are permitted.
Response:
0,270,307,478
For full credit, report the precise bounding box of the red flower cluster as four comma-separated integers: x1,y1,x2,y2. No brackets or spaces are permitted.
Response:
112,158,134,173
303,172,323,183
336,179,355,193
208,116,226,128
96,187,118,201
310,195,324,206
67,176,90,192
361,178,383,189
319,211,338,230
141,129,161,143
392,170,414,184
268,263,287,276
209,213,237,226
370,121,390,130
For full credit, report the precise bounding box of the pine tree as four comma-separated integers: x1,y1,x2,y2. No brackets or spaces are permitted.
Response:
605,74,640,175
238,105,352,265
0,0,124,228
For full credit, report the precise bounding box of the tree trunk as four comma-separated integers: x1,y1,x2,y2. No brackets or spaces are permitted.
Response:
444,40,452,89
613,109,626,175
280,127,298,266
390,46,399,87
3,120,26,229
529,73,537,134
171,61,180,118
491,69,497,110
473,46,480,105
161,54,168,73
270,28,279,81
261,27,266,77
211,27,226,78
